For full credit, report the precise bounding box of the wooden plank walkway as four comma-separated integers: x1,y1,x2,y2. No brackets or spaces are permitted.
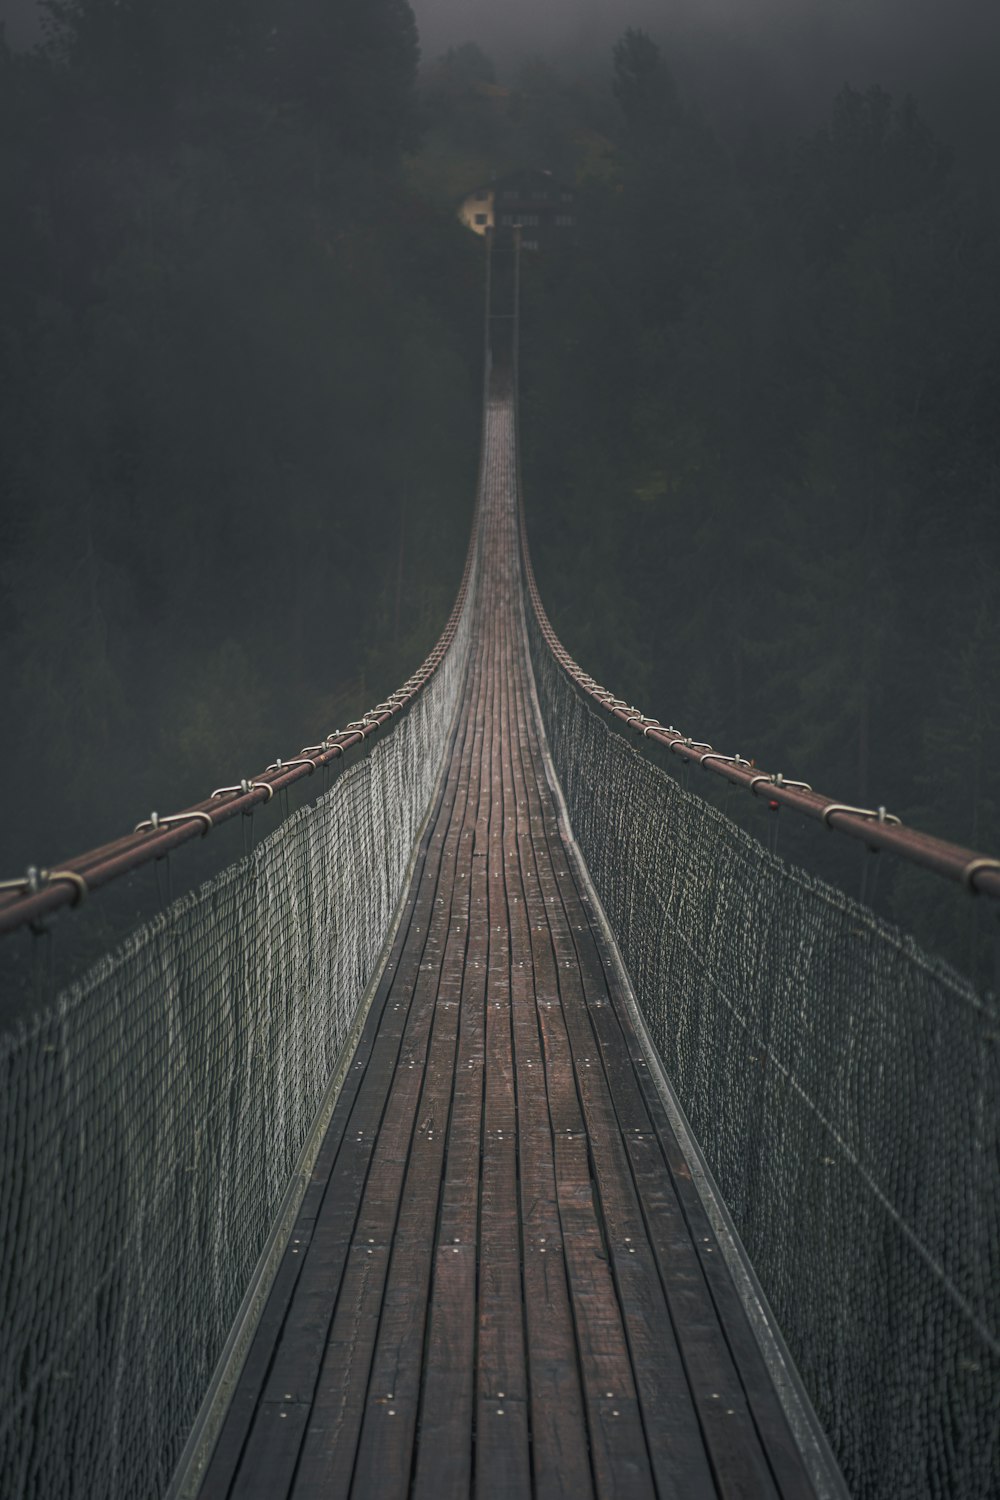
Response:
198,383,819,1499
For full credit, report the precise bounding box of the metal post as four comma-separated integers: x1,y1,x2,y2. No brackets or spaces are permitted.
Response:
513,224,522,394
484,226,494,376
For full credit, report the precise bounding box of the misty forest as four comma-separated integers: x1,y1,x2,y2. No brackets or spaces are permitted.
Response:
2,0,999,974
5,6,1000,1499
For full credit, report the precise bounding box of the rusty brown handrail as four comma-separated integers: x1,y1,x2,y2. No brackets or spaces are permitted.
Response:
0,518,480,938
518,512,1000,902
503,219,999,903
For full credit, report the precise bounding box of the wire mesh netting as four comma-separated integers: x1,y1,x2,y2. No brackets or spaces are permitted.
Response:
0,571,475,1500
527,616,1000,1500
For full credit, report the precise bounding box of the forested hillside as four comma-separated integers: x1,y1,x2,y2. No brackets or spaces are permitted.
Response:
508,32,1000,967
2,7,998,976
0,0,482,872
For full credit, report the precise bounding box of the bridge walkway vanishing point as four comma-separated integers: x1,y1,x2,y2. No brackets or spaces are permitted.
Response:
4,247,999,1500
197,375,826,1500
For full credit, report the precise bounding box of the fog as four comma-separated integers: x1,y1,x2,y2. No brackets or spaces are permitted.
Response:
7,0,998,139
3,0,998,985
413,0,1000,138
2,0,43,49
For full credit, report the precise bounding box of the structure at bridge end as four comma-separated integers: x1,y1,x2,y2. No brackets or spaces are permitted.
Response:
459,167,577,253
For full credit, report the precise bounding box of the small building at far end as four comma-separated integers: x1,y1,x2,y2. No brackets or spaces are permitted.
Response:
458,168,577,252
459,184,496,236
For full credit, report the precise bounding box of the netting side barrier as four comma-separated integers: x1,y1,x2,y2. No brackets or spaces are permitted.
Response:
522,545,1000,1498
0,518,481,1498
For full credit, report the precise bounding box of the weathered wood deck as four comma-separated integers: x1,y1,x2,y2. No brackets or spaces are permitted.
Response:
198,387,818,1499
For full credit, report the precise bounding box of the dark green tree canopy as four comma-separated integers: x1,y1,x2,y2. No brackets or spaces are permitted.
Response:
796,84,953,258
612,27,679,142
439,41,496,88
1,0,478,883
520,46,1000,976
41,0,421,157
266,0,420,156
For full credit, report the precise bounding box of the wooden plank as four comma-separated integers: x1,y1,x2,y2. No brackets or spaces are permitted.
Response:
201,733,468,1500
219,694,478,1499
508,631,721,1500
498,599,595,1500
411,625,495,1500
290,715,480,1498
518,666,810,1498
352,612,494,1499
474,590,532,1500
198,1250,311,1500
199,382,823,1500
468,544,655,1495
572,896,816,1497
513,735,658,1495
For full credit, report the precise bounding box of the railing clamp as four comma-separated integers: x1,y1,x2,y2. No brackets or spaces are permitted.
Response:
771,772,813,792
751,772,814,796
0,866,88,905
822,802,900,829
963,858,1000,893
211,779,275,802
699,751,752,770
134,811,213,836
672,737,711,757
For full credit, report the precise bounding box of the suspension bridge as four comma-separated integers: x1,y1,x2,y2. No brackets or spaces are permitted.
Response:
1,238,998,1500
